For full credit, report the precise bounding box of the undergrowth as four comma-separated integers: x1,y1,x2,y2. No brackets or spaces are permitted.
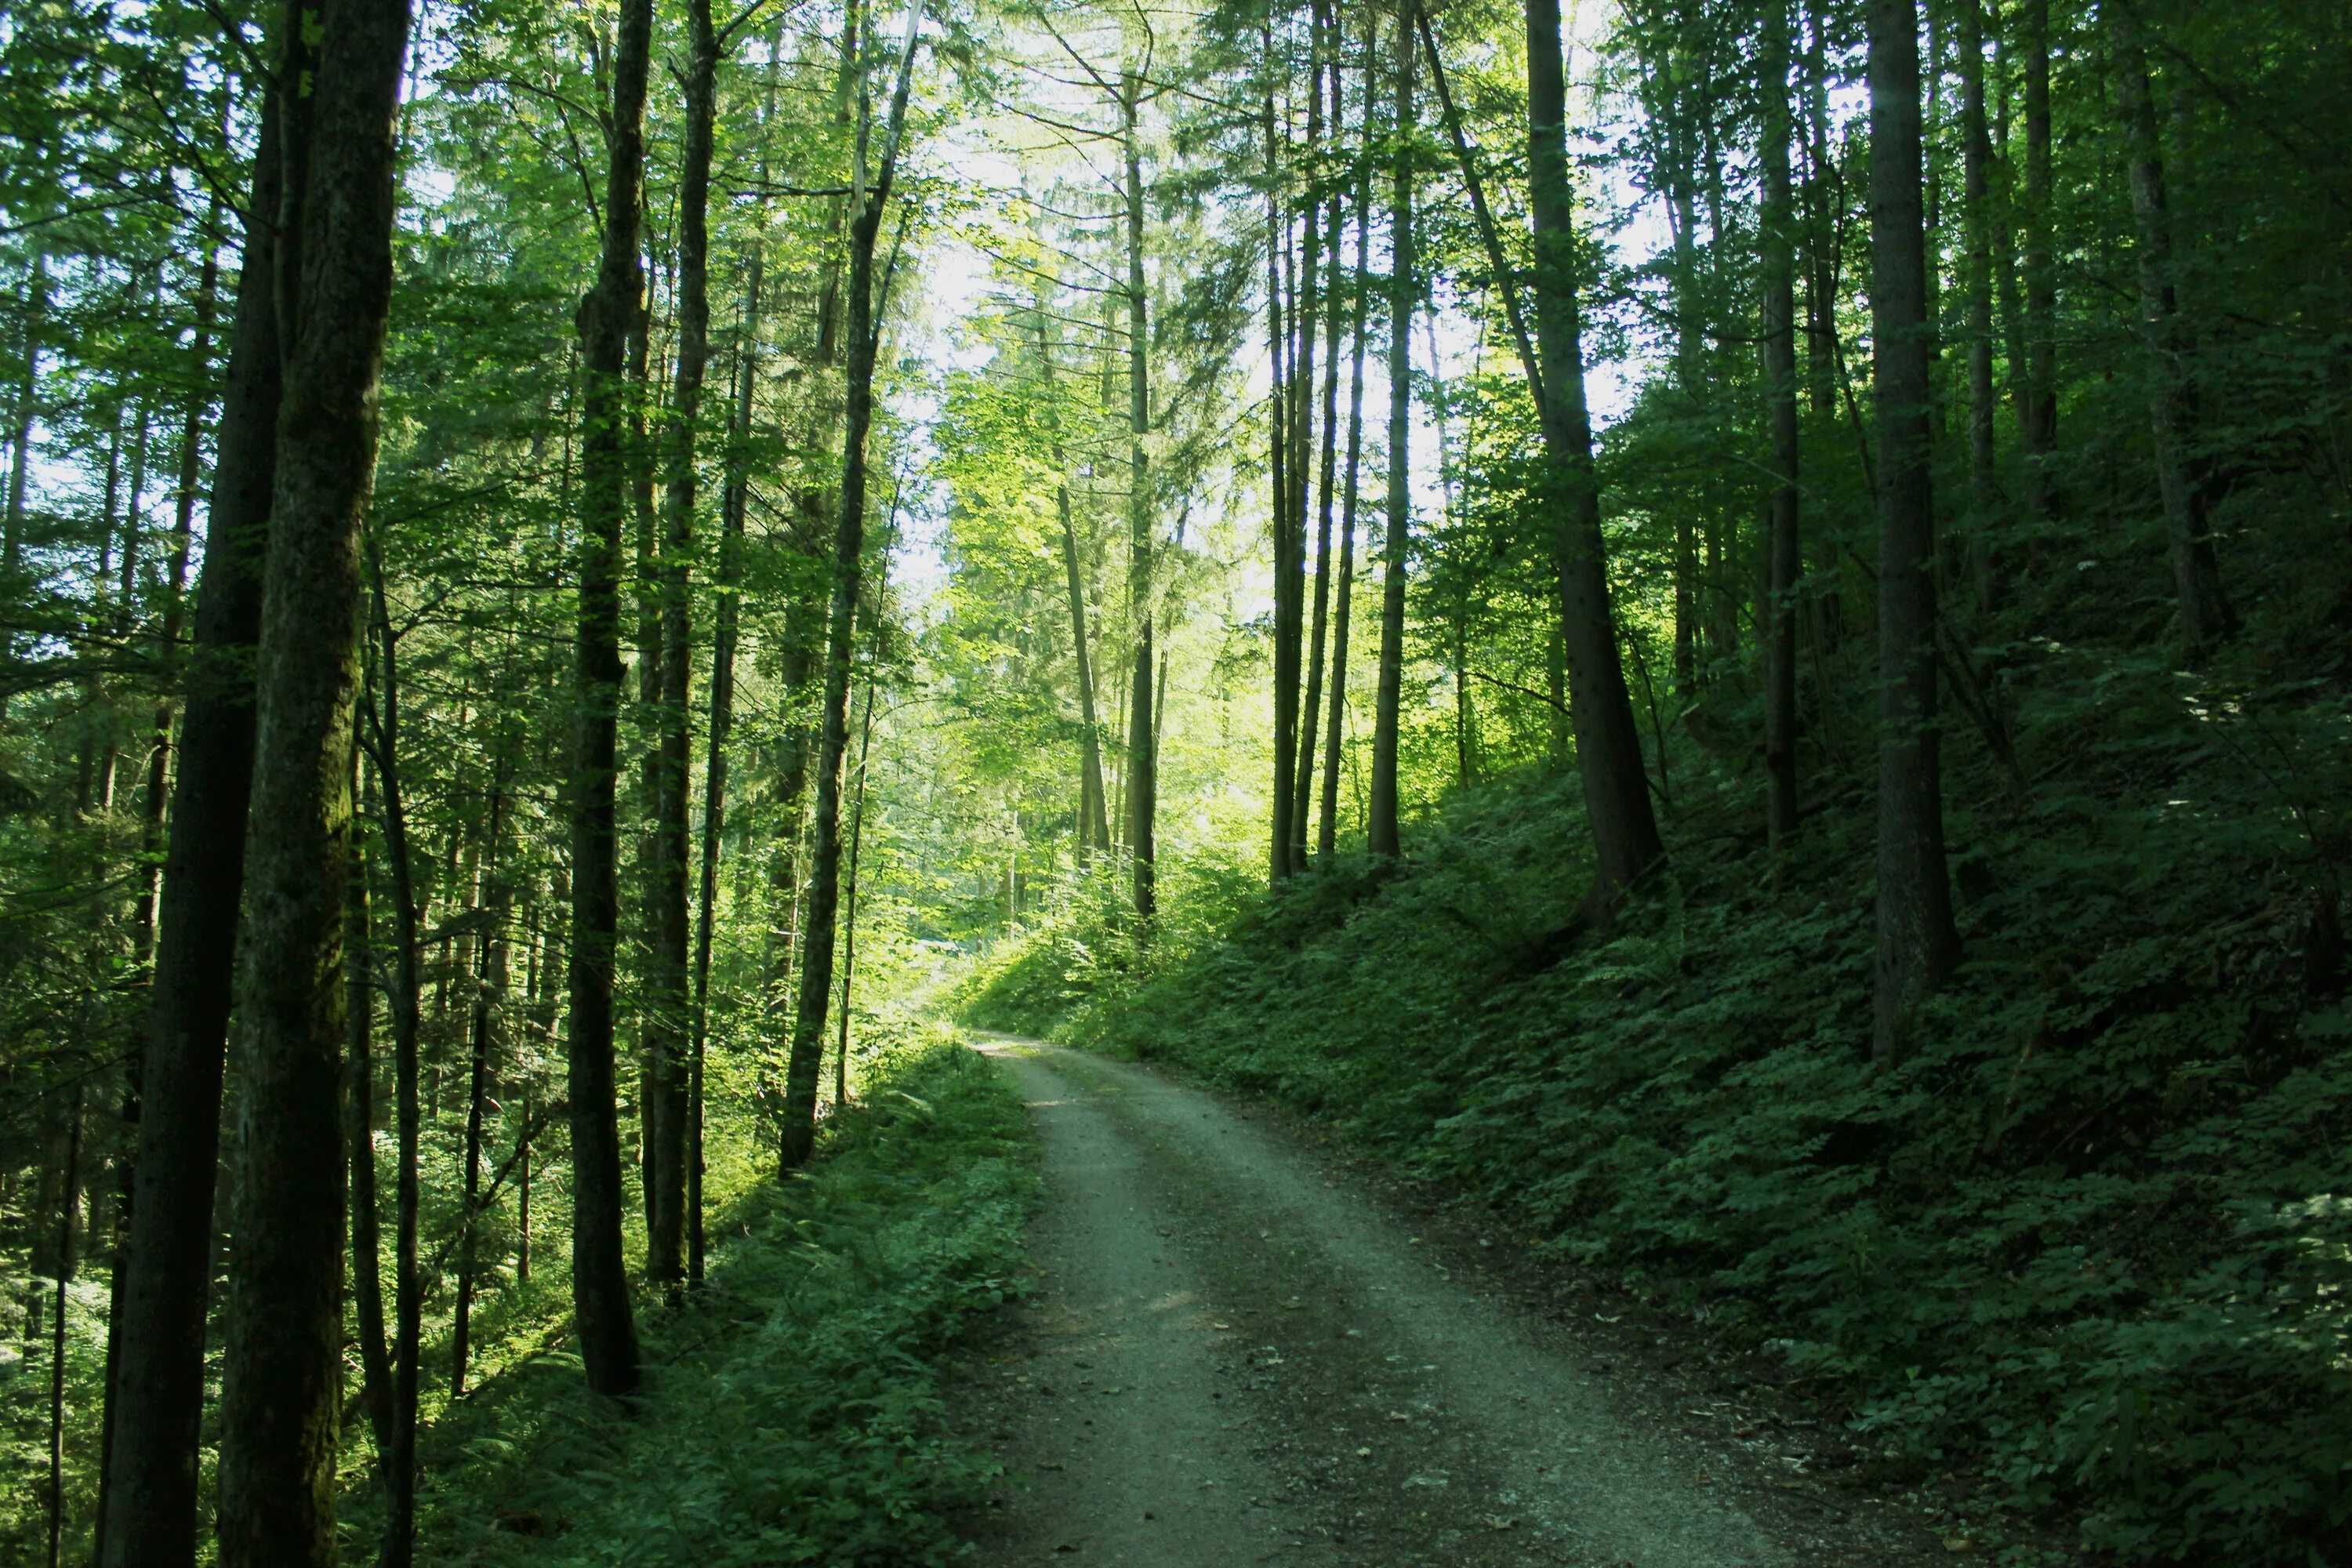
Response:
956,648,2352,1567
369,1025,1038,1566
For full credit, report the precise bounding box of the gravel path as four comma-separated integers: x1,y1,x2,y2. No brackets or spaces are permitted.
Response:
955,1036,1873,1568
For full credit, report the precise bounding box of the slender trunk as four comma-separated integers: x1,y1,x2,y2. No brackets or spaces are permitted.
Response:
346,811,391,1464
132,233,223,954
1059,482,1109,855
450,768,509,1396
45,1088,81,1568
1295,0,1345,868
363,556,425,1567
1265,70,1298,886
215,2,412,1560
2108,5,2234,651
1,251,45,709
1526,0,1664,907
2018,0,2055,526
644,0,717,1292
1958,0,2002,614
782,2,924,1169
96,22,302,1557
692,281,756,1290
1866,0,1961,1064
836,667,880,1102
1762,0,1802,851
1367,3,1414,860
1320,44,1374,861
1123,67,1157,918
1802,2,1838,421
567,0,651,1398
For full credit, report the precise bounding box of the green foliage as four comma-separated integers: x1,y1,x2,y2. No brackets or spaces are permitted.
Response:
376,1025,1039,1566
961,666,2352,1566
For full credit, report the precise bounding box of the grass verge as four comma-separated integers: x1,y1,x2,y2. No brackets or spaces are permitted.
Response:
384,1025,1037,1566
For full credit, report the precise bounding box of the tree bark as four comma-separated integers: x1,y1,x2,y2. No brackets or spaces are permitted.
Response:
1367,2,1414,861
1526,0,1664,908
567,0,652,1398
97,18,304,1557
1866,0,1960,1065
2108,3,2234,652
1762,0,1802,852
214,1,413,1560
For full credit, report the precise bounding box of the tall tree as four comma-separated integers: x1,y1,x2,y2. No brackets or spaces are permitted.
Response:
1526,0,1664,909
212,0,414,1559
644,0,723,1293
1865,0,1959,1064
782,0,924,1169
1367,0,1414,861
1761,0,1802,851
1121,63,1157,916
96,22,305,1559
567,0,654,1398
2107,0,2234,652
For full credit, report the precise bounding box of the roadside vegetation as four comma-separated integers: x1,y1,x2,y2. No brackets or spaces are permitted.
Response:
355,1028,1036,1566
960,646,2352,1567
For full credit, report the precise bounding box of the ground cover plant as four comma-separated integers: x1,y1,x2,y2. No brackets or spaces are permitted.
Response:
360,1026,1039,1566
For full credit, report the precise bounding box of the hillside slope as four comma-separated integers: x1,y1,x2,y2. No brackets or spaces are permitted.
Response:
960,657,2352,1566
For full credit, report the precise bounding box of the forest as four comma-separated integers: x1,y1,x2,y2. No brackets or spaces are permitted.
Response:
0,0,2346,1562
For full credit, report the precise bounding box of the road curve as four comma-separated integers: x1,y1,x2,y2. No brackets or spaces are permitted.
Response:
955,1036,1802,1568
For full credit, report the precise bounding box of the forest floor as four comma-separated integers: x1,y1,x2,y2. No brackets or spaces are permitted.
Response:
950,1036,1993,1568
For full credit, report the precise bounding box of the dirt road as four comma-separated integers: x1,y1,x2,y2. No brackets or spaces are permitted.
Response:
956,1037,1957,1568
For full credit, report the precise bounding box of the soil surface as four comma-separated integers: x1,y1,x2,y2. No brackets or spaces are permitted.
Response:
953,1037,1987,1568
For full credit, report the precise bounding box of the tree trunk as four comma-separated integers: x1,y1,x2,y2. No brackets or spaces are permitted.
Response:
782,2,924,1170
644,0,718,1293
131,233,223,955
1320,36,1375,862
45,1088,82,1568
693,293,752,1282
1295,0,1345,870
1762,0,1802,851
214,2,413,1560
1122,67,1157,918
1958,0,2002,615
2017,0,2055,528
97,17,303,1557
0,251,45,706
1265,74,1298,887
567,0,652,1399
362,543,426,1566
1526,0,1665,908
2108,4,2234,652
1367,3,1414,861
1865,0,1960,1065
346,812,392,1465
451,766,510,1396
